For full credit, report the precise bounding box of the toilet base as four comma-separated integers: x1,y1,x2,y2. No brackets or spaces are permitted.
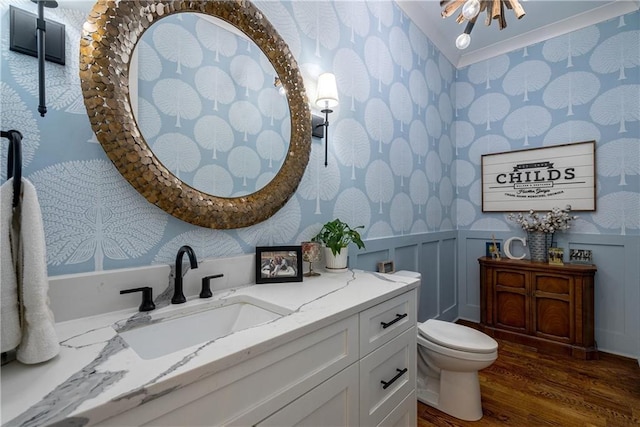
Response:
417,370,483,421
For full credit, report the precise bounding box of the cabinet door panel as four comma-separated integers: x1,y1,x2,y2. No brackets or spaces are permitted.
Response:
496,292,527,330
533,272,573,341
495,270,526,288
494,268,528,331
536,299,571,341
535,274,571,295
256,363,359,427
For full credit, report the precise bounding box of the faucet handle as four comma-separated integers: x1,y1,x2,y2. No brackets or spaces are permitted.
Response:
120,287,156,312
200,274,224,299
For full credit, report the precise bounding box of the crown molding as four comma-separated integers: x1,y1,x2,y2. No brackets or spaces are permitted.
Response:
397,0,639,69
456,0,639,68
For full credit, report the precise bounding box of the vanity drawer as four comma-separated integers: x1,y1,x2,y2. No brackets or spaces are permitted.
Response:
359,290,416,356
360,326,416,427
377,389,417,427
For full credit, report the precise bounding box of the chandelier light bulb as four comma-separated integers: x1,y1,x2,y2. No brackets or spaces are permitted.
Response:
456,33,471,50
462,0,481,19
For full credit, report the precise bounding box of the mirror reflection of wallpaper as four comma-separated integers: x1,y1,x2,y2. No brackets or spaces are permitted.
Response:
0,0,638,276
135,12,289,196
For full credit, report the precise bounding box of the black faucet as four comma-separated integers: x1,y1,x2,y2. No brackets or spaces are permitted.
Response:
172,245,198,304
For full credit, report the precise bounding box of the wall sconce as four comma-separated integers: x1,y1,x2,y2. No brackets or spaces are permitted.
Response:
9,1,64,117
314,72,339,167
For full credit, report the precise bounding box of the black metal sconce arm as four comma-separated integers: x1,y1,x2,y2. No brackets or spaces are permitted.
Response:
35,1,47,117
312,111,333,168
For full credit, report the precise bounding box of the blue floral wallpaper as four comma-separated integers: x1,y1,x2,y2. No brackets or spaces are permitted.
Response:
0,0,638,277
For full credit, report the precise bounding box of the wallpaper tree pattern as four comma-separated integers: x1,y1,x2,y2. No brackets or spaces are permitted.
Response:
454,13,639,236
0,0,638,277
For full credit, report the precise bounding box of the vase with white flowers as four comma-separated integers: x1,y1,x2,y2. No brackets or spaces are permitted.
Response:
507,206,578,262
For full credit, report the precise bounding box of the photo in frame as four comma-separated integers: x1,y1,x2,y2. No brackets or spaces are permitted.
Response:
486,242,502,258
255,246,303,284
569,249,593,264
548,247,564,265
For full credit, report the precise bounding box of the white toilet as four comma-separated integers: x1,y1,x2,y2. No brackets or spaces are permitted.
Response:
392,270,498,422
417,319,498,421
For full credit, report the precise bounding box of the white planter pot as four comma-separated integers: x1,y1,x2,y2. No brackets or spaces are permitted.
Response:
324,247,348,271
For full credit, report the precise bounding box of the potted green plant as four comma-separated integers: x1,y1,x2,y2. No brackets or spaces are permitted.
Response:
312,218,365,271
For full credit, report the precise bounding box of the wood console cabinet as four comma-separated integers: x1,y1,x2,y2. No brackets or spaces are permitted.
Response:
478,257,597,360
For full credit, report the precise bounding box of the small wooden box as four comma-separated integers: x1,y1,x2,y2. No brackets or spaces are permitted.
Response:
377,260,395,273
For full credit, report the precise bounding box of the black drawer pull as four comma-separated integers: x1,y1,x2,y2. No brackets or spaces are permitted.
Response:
380,313,407,329
381,368,408,390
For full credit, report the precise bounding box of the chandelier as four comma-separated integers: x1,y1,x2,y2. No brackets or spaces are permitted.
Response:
441,0,526,50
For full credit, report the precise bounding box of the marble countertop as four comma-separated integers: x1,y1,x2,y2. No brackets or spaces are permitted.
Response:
2,269,418,427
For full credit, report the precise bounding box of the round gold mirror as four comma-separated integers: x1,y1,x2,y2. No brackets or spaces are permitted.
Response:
79,0,310,229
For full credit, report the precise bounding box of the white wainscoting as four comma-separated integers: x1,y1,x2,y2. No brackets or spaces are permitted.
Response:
341,230,638,359
354,231,458,323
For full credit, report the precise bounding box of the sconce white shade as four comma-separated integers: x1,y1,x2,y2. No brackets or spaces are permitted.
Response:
315,73,339,109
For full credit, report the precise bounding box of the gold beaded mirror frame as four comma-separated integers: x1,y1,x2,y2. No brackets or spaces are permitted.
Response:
79,0,310,229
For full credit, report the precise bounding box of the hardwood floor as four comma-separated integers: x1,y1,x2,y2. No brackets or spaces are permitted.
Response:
417,329,640,426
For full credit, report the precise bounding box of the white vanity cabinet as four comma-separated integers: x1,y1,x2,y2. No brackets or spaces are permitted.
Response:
96,289,417,427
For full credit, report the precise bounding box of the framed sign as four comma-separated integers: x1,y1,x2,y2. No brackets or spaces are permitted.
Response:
481,141,596,212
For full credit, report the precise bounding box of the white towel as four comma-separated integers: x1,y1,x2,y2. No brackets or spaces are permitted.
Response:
1,177,59,363
1,179,21,353
14,178,60,364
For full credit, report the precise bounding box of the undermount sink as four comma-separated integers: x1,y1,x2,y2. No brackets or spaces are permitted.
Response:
116,295,292,360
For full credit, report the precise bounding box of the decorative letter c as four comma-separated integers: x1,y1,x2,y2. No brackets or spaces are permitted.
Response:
504,236,527,260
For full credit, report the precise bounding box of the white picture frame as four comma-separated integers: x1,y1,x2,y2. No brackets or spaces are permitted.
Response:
481,141,596,212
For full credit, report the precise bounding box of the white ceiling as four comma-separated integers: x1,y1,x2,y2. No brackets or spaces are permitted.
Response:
397,0,640,68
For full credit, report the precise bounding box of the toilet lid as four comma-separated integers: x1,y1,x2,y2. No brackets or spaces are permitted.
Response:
418,319,498,354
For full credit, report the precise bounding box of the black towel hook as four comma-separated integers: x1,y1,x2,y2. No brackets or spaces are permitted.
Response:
1,129,23,208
